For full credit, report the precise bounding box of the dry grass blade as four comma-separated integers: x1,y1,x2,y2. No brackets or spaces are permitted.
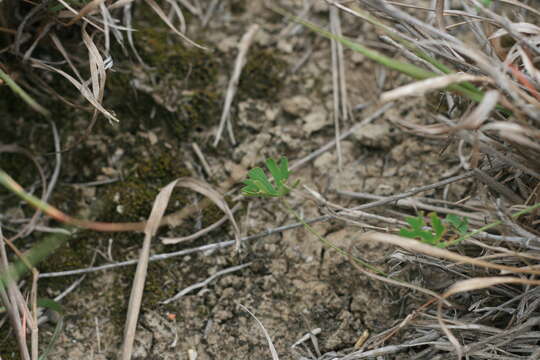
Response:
380,73,488,103
347,251,446,304
82,24,107,107
161,262,251,304
0,226,30,360
437,276,540,358
357,232,540,275
499,0,540,17
214,24,259,146
175,177,241,249
238,304,280,360
33,61,118,122
445,276,540,295
50,34,83,82
435,0,445,31
488,22,540,39
66,0,107,26
329,6,348,171
108,0,135,10
121,179,178,360
55,0,103,30
458,90,500,130
162,203,241,244
144,0,207,50
482,121,540,152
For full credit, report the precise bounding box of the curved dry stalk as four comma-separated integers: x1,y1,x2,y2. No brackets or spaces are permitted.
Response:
144,0,207,51
0,144,48,241
238,304,280,360
357,232,540,275
437,276,540,358
214,24,259,146
380,73,491,103
0,170,241,235
66,0,107,26
121,179,178,360
174,178,241,248
162,204,241,244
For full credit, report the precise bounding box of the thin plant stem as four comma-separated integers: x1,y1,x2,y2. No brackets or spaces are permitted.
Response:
0,68,50,117
280,198,387,276
448,202,540,246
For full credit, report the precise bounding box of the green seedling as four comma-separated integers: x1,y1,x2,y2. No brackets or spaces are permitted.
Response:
242,156,300,197
242,156,386,276
399,212,469,248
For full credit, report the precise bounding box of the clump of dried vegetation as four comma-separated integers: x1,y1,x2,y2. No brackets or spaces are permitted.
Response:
299,1,540,359
1,0,540,359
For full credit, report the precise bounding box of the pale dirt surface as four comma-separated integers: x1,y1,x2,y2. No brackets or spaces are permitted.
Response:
1,1,471,359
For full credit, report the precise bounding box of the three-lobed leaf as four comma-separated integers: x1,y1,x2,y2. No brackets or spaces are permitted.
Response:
445,214,469,235
400,212,468,247
400,212,438,245
242,156,298,198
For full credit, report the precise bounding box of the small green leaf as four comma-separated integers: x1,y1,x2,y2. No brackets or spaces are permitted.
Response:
266,158,282,182
400,212,450,246
430,212,446,244
445,214,469,235
400,213,431,240
37,298,63,314
241,157,298,198
247,168,275,194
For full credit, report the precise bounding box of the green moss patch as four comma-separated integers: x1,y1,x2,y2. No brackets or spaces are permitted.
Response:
135,27,218,89
171,89,221,138
238,48,287,100
96,148,190,222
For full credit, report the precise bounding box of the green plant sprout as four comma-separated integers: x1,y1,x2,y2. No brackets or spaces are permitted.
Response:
242,157,299,197
399,212,469,248
242,157,540,256
242,156,386,276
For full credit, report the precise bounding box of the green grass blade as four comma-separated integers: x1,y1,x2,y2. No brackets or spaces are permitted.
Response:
1,231,70,291
0,68,50,117
270,5,493,107
315,3,484,96
38,317,64,360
